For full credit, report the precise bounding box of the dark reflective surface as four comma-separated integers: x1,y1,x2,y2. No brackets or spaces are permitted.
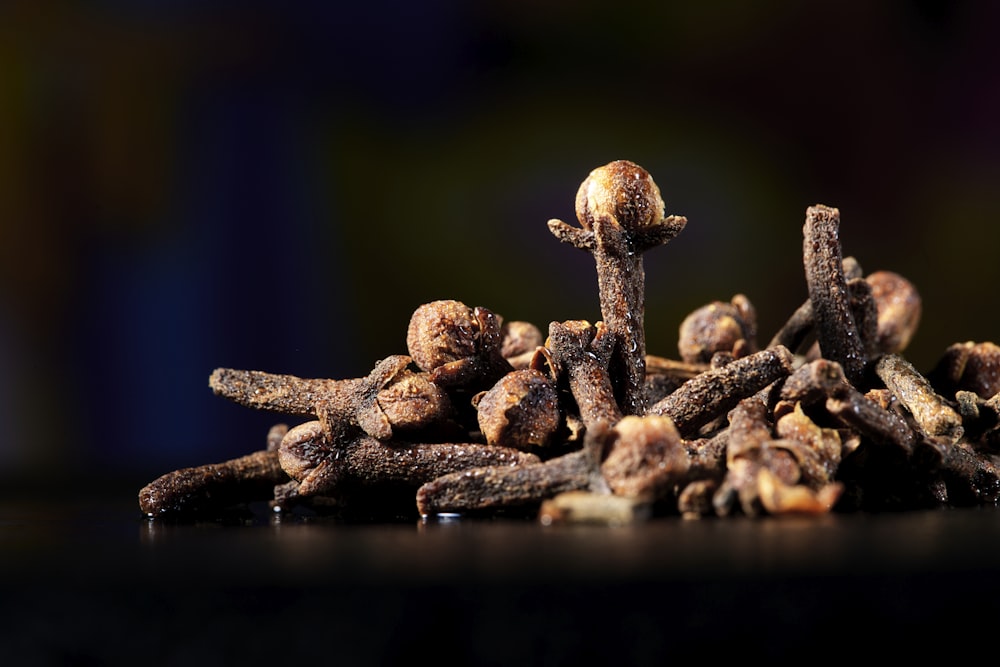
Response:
2,488,998,664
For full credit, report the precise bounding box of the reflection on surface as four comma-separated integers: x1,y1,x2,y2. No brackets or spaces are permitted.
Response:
124,503,1000,586
3,498,999,664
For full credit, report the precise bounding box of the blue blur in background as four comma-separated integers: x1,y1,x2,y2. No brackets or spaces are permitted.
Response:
2,1,999,488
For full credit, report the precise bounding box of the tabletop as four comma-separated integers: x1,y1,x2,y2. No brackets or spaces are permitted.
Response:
2,480,998,665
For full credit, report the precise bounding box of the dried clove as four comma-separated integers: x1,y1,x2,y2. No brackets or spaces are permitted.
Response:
712,397,794,517
934,442,1000,506
139,449,288,517
417,413,693,516
866,270,921,355
802,205,868,384
677,294,758,364
772,357,850,416
648,346,795,437
875,354,964,444
548,160,687,416
824,378,917,456
209,355,452,441
473,368,563,450
500,320,545,369
600,414,691,500
538,491,652,526
928,340,1000,399
769,262,913,364
774,403,843,488
715,397,843,517
278,419,540,505
406,300,514,391
542,319,622,429
415,422,613,516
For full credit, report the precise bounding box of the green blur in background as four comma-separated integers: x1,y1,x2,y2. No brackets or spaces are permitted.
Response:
1,1,999,488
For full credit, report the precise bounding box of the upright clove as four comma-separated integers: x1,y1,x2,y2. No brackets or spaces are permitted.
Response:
548,160,687,416
802,204,868,384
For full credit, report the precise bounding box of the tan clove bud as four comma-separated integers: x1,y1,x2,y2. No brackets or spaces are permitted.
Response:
474,368,562,450
574,159,665,232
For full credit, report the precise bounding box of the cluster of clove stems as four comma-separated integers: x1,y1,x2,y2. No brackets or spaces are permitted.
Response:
139,160,1000,524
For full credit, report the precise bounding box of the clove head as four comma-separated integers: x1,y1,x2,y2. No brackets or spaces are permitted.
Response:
407,299,479,372
866,270,921,354
406,299,512,389
678,295,759,364
574,159,665,232
601,414,690,500
500,320,544,359
277,420,344,496
376,367,453,432
474,368,562,450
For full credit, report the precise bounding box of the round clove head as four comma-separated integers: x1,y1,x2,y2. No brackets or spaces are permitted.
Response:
601,414,690,500
500,320,544,359
474,368,562,449
376,368,454,432
678,295,759,364
277,420,350,498
575,159,665,232
406,299,480,373
943,341,1000,399
405,299,512,389
865,270,921,354
277,420,328,482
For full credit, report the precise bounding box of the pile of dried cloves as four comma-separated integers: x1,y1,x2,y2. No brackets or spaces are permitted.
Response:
139,159,1000,523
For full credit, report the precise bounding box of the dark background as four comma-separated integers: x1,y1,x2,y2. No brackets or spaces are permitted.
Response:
2,1,999,491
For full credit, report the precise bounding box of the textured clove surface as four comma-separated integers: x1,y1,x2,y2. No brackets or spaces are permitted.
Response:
140,161,1000,522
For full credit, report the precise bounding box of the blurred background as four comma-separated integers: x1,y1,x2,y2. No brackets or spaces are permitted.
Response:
2,1,999,493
